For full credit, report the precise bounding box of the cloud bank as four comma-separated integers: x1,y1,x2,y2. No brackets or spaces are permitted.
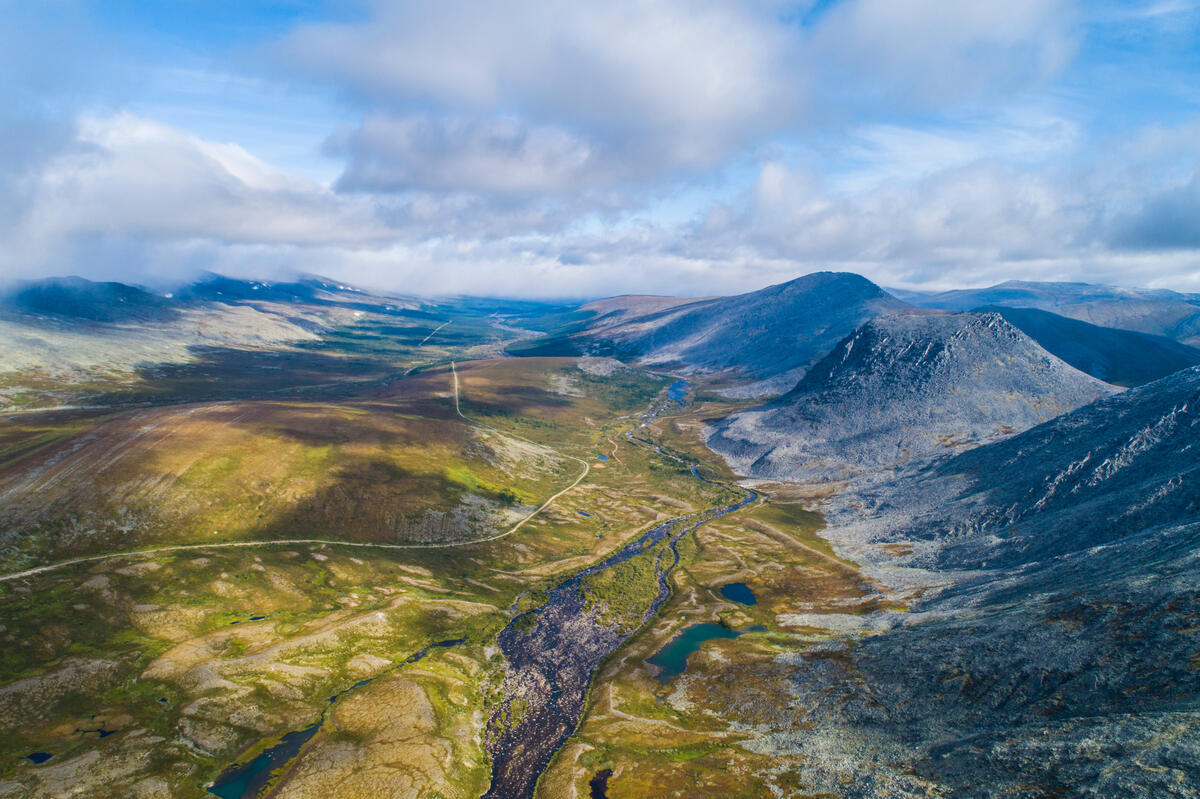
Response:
1,0,1198,296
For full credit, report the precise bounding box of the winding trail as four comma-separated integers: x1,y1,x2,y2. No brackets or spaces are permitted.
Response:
0,363,590,583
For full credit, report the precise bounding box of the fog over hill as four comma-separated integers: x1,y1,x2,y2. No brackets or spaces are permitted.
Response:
707,312,1114,482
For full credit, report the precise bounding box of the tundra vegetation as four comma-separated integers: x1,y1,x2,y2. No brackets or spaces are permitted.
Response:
0,298,837,799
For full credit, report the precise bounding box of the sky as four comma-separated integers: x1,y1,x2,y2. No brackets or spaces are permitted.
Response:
1,0,1199,298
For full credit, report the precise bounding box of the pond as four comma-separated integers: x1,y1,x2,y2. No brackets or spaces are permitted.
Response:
719,582,757,606
208,723,321,799
209,638,465,798
646,623,742,683
589,768,613,798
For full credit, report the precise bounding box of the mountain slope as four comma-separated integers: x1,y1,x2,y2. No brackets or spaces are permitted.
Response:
896,279,1200,345
519,272,913,389
707,312,1114,481
0,275,428,411
979,305,1200,386
5,276,181,323
762,366,1200,796
844,363,1200,571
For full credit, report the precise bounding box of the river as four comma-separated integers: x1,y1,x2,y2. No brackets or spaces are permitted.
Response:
481,381,756,798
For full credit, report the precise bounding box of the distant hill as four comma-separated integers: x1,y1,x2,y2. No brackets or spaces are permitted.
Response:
516,272,913,390
3,276,180,323
707,312,1113,481
894,279,1200,345
0,274,431,411
176,273,419,316
979,305,1200,386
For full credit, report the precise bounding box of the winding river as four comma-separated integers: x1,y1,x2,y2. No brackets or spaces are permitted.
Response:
208,379,754,799
481,382,756,798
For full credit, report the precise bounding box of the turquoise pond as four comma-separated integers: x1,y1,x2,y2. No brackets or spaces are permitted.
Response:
647,623,741,683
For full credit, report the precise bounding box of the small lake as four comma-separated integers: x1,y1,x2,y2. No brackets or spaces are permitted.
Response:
647,623,741,683
589,768,613,798
208,723,321,799
719,582,757,606
209,638,464,798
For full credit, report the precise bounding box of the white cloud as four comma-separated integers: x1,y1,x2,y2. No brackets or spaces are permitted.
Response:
3,0,1199,299
20,114,386,247
276,0,801,174
328,114,596,195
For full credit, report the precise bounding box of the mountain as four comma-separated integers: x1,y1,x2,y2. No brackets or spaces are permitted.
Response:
0,274,424,411
895,279,1200,345
516,272,913,391
844,363,1200,571
980,305,1200,387
707,312,1114,481
771,366,1200,796
175,272,420,316
3,276,180,323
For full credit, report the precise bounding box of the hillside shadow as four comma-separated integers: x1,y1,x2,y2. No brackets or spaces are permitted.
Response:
81,344,400,407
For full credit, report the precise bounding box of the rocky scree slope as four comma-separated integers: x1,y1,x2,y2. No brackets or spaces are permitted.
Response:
838,363,1200,572
758,367,1200,797
707,312,1114,482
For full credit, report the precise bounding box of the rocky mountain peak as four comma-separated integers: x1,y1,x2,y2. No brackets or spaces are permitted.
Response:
708,312,1115,482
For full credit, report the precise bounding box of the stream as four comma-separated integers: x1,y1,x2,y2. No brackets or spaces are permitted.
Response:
481,381,756,798
207,379,753,799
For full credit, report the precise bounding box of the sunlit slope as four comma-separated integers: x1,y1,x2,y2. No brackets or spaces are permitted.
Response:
0,357,712,799
0,387,572,571
513,272,914,392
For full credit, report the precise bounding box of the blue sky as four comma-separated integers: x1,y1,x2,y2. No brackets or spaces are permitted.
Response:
2,0,1199,297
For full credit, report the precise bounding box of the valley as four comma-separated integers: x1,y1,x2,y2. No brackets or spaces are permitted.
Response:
0,273,1197,798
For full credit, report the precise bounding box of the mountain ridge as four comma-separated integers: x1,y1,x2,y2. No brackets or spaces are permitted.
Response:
707,311,1115,482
